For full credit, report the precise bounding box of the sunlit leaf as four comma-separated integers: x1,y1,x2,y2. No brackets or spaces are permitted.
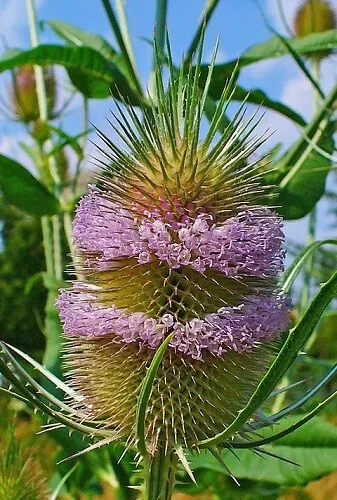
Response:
48,20,117,62
0,45,139,102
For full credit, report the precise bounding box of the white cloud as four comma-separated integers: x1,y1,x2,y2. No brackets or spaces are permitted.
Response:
282,75,313,119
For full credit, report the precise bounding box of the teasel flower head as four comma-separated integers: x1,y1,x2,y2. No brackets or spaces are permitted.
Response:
10,64,56,124
56,46,292,494
294,0,336,59
0,426,49,500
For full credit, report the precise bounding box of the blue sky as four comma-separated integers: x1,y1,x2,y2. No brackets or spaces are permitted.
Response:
0,0,337,246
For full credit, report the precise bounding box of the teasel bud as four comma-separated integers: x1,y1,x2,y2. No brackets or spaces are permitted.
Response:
0,426,49,499
11,65,56,123
57,53,290,497
294,0,336,59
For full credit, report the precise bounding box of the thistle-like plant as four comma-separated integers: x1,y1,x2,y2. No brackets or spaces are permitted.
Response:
0,425,49,500
1,41,337,499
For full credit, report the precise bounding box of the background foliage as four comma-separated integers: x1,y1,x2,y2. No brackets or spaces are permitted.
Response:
1,0,337,498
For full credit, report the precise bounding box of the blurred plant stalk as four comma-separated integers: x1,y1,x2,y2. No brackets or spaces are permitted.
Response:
25,0,71,376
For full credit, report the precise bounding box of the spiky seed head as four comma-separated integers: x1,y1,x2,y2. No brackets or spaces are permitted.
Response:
294,0,336,59
11,65,56,124
58,59,290,453
0,427,49,500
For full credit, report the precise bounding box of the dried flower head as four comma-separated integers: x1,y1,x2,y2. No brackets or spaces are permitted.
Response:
58,52,291,463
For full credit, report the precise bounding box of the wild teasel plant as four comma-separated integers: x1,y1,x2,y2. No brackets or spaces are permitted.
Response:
1,45,337,499
0,425,49,500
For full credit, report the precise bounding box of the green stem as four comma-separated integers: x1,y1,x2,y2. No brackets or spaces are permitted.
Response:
154,0,168,60
41,216,54,276
72,96,88,193
300,57,321,315
101,0,143,94
149,0,168,100
26,0,63,375
143,448,178,500
184,0,221,65
52,215,63,281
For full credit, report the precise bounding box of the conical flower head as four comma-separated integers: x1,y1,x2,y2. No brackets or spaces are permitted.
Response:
294,0,336,59
58,60,290,452
11,65,56,123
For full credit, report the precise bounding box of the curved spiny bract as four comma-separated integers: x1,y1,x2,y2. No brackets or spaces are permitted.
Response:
58,50,290,497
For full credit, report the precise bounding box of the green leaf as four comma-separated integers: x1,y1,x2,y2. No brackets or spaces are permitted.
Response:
277,124,334,219
48,20,117,62
233,86,306,127
242,30,337,67
273,84,337,219
272,31,323,99
0,45,139,102
197,271,337,448
202,30,337,100
189,417,337,485
0,154,59,216
203,83,306,128
136,333,174,457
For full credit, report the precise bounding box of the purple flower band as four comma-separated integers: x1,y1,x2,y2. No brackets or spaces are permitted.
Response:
58,287,290,360
73,189,285,277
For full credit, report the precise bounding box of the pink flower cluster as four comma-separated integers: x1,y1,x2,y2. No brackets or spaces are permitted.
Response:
57,188,291,358
58,286,290,360
73,189,284,277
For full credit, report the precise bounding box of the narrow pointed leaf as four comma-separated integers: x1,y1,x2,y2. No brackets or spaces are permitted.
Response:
136,333,173,456
233,86,306,126
281,239,337,293
5,342,77,398
197,271,337,448
232,389,337,448
266,364,337,425
273,85,337,219
189,415,337,486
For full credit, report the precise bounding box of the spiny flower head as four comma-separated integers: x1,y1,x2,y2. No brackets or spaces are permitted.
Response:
58,54,290,453
294,0,336,59
10,65,56,123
